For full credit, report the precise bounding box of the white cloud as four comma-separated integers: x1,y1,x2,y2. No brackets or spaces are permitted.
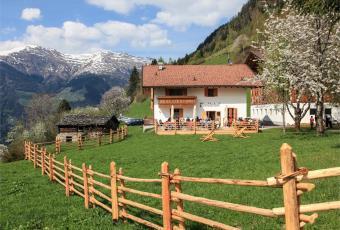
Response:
86,0,134,14
0,27,16,35
21,8,42,21
86,0,248,30
0,20,171,54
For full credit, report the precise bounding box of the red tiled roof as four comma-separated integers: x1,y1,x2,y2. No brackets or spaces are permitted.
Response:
142,64,261,88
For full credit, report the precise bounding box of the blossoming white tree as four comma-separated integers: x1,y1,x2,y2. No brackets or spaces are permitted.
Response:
258,5,340,134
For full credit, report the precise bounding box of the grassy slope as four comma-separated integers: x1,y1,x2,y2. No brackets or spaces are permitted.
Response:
1,125,339,229
125,98,152,118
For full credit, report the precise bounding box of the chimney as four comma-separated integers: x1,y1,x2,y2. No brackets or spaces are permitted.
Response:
226,53,232,65
158,62,165,70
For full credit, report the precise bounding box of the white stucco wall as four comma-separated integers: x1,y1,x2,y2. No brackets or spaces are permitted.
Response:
251,103,340,125
154,87,248,125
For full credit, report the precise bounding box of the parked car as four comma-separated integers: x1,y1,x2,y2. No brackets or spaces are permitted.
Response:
118,116,144,126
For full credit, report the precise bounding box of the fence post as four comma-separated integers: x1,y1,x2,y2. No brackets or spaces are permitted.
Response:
175,121,177,135
78,133,82,150
58,137,61,153
49,154,54,181
109,129,113,144
82,163,89,209
161,162,172,230
113,130,117,143
55,137,58,153
174,168,185,230
28,142,30,159
69,159,74,195
27,142,30,161
24,141,27,160
118,168,127,221
33,144,37,168
64,156,70,196
24,141,27,159
98,133,102,146
280,143,300,230
88,165,95,208
26,141,29,160
110,162,119,221
41,147,46,175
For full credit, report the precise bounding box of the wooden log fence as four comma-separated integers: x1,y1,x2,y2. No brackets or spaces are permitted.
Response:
23,141,340,230
25,127,128,156
60,125,128,151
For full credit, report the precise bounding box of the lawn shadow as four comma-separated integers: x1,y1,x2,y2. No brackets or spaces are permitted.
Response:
331,143,340,149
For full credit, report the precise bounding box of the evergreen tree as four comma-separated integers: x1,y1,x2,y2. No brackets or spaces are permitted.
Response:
291,0,339,15
127,66,140,101
151,59,158,65
57,99,71,114
157,57,165,64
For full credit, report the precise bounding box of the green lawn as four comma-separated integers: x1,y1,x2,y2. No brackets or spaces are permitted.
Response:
1,127,339,229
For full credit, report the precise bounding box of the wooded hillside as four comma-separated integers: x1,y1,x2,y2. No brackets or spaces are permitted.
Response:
177,0,284,65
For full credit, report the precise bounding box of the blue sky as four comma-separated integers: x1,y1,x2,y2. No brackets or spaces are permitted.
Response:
0,0,247,59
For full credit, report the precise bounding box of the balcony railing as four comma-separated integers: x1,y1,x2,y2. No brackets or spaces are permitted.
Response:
156,120,217,132
158,96,197,106
154,120,259,134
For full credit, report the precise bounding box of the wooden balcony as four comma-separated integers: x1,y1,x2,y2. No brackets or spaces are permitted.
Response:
157,96,197,106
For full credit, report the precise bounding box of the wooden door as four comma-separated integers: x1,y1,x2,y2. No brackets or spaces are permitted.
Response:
227,108,237,125
173,108,183,119
206,111,216,120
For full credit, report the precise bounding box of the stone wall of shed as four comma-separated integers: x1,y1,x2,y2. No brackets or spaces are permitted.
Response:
57,132,79,142
57,131,104,142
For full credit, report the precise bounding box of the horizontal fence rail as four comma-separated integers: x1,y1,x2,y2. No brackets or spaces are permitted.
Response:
23,141,340,230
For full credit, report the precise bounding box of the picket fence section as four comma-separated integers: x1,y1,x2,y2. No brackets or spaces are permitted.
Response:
24,141,340,230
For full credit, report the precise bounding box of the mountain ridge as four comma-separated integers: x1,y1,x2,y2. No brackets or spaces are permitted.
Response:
0,45,150,80
0,45,150,143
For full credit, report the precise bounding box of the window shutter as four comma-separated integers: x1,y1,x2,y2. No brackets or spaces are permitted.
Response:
204,88,208,96
214,88,218,96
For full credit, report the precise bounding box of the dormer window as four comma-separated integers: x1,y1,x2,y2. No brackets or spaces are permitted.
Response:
205,88,218,97
165,88,187,96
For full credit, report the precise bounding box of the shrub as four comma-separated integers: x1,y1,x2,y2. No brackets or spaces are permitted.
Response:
2,139,24,162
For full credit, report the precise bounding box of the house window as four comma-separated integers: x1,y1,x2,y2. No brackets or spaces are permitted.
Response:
310,109,316,115
205,88,218,97
166,88,187,96
325,108,331,115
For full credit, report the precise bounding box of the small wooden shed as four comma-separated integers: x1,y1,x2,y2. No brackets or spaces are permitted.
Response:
57,114,119,142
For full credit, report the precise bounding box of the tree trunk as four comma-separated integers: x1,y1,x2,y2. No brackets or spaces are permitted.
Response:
294,103,302,132
294,116,301,131
282,103,286,134
316,99,325,135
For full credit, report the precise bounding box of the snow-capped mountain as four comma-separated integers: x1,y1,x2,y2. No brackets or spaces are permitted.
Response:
0,45,150,80
0,45,151,142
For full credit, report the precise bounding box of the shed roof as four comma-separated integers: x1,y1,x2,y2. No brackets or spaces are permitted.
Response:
142,64,261,88
57,114,114,126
